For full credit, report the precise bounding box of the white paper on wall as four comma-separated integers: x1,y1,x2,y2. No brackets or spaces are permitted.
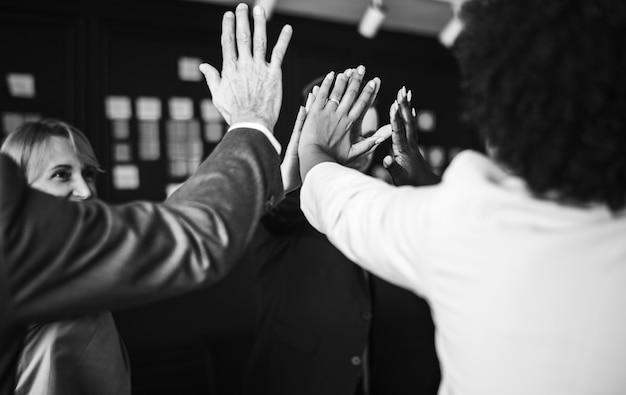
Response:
138,120,161,161
6,73,36,98
106,96,132,120
2,112,24,135
178,57,203,82
200,99,222,122
136,97,162,121
205,122,223,143
112,164,140,190
168,97,194,121
111,119,130,140
113,143,132,162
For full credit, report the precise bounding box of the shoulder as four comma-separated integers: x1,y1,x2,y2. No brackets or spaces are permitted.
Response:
0,154,28,226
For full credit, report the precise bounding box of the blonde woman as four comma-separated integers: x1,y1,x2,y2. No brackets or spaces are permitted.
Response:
1,119,130,395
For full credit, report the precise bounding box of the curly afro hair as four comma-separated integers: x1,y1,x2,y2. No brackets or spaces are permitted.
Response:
453,0,626,211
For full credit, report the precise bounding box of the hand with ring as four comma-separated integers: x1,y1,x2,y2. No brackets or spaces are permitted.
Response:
298,65,392,180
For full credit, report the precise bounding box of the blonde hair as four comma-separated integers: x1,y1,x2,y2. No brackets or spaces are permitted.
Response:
0,119,102,183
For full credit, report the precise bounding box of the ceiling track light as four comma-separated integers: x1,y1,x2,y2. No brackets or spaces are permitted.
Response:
358,0,387,39
439,0,465,47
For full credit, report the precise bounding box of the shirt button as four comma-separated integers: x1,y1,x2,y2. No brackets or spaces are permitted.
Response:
361,311,372,320
351,356,361,366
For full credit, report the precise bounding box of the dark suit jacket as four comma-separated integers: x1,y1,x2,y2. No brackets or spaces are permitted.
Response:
242,191,372,395
0,128,283,395
243,191,441,395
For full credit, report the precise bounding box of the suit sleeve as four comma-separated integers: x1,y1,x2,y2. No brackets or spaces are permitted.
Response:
0,128,283,326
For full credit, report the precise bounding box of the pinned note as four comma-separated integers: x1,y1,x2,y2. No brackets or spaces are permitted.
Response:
6,73,36,98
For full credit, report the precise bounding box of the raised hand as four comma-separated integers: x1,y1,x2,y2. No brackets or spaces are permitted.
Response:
298,65,391,179
199,3,293,131
383,87,440,186
280,93,314,194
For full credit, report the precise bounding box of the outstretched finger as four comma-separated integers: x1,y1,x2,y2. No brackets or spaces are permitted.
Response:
373,124,393,141
199,63,222,98
348,78,380,121
311,71,335,111
235,3,252,60
366,71,381,109
221,11,237,71
305,92,315,112
269,25,293,69
397,87,418,143
284,106,305,161
348,131,390,159
327,72,349,109
339,65,365,112
390,100,409,155
293,105,307,134
252,5,267,61
281,106,306,194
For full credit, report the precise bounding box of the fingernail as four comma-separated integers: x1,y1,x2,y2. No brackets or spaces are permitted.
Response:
253,5,263,15
237,3,248,11
368,79,376,88
345,69,353,77
326,71,335,81
357,65,365,75
412,108,416,117
407,90,412,102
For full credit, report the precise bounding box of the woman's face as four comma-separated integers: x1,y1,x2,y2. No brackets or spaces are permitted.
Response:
29,136,97,201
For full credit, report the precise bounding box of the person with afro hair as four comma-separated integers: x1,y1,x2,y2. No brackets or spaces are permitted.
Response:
296,0,626,394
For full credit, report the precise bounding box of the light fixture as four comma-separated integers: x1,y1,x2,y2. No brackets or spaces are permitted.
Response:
254,0,278,19
358,0,386,39
438,0,465,47
438,15,463,47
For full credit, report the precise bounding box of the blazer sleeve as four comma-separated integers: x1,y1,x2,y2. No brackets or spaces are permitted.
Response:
0,127,283,327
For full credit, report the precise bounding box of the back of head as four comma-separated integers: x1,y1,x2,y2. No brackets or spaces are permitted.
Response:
453,0,626,211
0,119,100,183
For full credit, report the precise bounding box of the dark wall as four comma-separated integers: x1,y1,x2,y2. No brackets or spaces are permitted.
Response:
1,1,477,393
1,0,479,202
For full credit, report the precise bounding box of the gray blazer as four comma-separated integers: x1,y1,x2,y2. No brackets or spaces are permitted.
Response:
0,127,283,394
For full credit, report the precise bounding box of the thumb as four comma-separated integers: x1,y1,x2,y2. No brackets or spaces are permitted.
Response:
349,133,386,159
383,155,407,186
285,107,305,157
199,63,221,95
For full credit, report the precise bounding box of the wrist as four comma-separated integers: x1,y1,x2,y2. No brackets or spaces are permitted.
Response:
228,122,281,154
230,116,274,131
414,155,441,186
299,144,335,182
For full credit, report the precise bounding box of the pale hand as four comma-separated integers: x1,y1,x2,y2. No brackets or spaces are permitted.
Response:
199,3,293,131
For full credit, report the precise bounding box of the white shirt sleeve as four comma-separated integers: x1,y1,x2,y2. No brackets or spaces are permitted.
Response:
300,162,438,295
228,122,281,155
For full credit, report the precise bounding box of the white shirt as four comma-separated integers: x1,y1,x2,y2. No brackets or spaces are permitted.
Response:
301,150,626,395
